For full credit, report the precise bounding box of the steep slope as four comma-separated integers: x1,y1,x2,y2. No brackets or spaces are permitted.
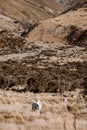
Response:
0,6,87,94
0,0,66,22
73,0,87,5
55,0,87,6
0,1,87,94
26,7,87,47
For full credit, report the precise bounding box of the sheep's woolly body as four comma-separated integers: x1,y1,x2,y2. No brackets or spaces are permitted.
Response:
37,100,42,111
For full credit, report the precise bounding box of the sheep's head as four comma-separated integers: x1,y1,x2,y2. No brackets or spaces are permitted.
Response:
37,100,41,105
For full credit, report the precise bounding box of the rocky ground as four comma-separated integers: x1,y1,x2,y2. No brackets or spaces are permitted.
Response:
0,0,87,130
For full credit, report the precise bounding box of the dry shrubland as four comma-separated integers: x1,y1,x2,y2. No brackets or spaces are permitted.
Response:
0,1,87,130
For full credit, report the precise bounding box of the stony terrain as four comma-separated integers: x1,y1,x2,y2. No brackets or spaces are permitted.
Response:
0,0,87,130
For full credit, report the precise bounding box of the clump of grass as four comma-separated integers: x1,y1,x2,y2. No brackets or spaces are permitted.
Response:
0,114,5,122
48,98,58,104
67,104,80,115
15,114,24,124
41,101,48,112
24,115,35,122
49,106,55,113
43,116,49,121
39,113,49,121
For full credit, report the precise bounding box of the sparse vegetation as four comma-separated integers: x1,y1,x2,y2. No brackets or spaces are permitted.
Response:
0,0,87,130
0,89,87,130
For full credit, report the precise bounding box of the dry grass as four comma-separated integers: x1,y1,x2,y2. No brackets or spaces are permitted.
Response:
15,114,24,124
0,114,5,123
23,115,35,122
0,90,86,130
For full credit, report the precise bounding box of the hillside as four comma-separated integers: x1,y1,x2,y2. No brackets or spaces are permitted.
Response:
0,0,87,93
0,1,87,130
56,0,87,6
26,7,87,46
0,0,66,22
74,0,87,5
0,6,87,94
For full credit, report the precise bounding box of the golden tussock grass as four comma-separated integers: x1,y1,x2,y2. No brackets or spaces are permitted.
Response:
0,90,86,130
67,104,80,116
15,114,24,124
24,115,35,122
0,114,5,123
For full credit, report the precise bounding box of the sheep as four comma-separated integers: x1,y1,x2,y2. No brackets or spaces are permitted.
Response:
32,100,42,112
37,100,42,111
32,102,39,111
62,98,68,110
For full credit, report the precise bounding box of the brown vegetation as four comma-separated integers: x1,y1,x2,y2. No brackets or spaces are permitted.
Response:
0,90,86,130
0,1,87,129
0,0,66,22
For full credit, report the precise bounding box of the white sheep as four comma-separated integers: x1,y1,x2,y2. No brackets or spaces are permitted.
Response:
37,100,42,111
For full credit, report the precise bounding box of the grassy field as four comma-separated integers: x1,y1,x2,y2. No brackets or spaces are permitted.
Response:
0,89,87,130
